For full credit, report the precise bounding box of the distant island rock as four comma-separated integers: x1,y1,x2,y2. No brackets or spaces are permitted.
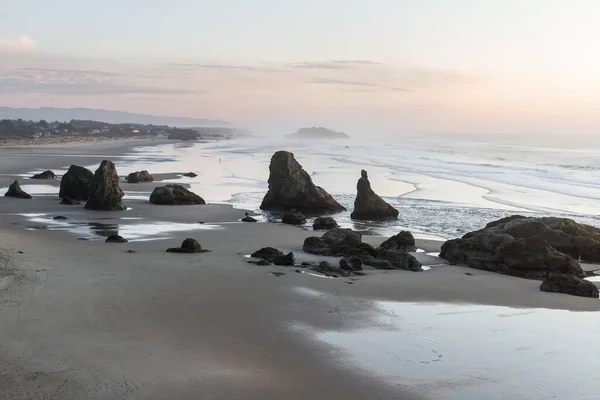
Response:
286,127,350,140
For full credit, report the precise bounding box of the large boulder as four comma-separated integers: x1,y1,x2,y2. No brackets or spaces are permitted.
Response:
379,231,416,252
4,180,32,199
84,160,126,211
313,217,338,230
260,151,346,213
440,216,592,279
282,212,306,225
251,247,284,262
540,273,599,298
350,170,398,221
126,170,154,183
149,184,205,205
59,165,93,201
31,170,56,179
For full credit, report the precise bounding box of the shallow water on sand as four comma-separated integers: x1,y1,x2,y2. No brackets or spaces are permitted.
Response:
114,136,600,239
294,288,600,399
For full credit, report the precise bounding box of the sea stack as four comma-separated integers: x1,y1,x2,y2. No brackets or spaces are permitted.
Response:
59,165,94,201
84,160,126,211
260,151,346,213
350,170,399,221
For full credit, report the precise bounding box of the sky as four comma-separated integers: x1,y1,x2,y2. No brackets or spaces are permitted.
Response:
1,0,599,135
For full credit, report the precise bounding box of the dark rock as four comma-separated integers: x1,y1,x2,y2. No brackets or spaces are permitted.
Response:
379,231,417,252
350,170,398,221
126,170,154,183
259,150,346,213
311,261,355,278
59,165,93,201
53,216,68,220
366,249,422,271
85,160,126,211
183,172,198,178
282,212,307,225
166,238,208,253
362,258,393,269
251,247,284,262
105,235,128,243
440,216,592,279
5,180,32,199
241,212,258,222
60,197,81,205
31,170,56,179
313,217,338,230
150,184,205,205
126,250,137,253
273,252,295,266
271,272,286,277
540,273,599,298
339,256,363,271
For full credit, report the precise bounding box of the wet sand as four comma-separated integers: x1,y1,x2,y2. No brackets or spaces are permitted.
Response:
1,141,599,399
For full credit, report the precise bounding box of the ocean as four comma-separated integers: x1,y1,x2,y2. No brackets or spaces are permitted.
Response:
116,134,600,240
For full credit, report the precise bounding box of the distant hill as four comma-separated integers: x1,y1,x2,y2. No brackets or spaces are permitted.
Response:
286,127,350,139
0,107,231,128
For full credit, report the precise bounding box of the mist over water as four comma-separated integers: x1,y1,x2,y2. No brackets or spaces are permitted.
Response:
114,134,600,239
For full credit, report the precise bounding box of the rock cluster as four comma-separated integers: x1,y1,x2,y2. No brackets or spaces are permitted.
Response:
350,170,398,221
260,151,345,213
250,247,295,265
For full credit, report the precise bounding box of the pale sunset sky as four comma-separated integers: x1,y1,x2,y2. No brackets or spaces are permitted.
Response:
1,0,599,135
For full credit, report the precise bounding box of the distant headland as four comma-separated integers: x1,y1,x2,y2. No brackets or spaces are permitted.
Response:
285,127,350,139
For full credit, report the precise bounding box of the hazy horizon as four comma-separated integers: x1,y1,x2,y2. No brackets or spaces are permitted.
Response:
1,0,599,136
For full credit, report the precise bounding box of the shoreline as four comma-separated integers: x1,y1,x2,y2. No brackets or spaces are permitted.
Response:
1,140,600,399
0,134,171,148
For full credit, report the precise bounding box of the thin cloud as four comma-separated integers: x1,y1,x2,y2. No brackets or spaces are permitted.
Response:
289,60,384,70
308,78,412,92
168,63,288,73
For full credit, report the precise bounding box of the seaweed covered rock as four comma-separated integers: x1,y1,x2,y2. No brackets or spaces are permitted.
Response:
59,165,93,201
85,160,126,211
440,216,593,279
4,180,32,199
350,170,398,221
31,170,56,179
260,151,345,213
126,170,154,183
540,273,599,298
150,184,205,205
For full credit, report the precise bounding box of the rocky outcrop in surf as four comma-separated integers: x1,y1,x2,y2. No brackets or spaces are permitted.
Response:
313,217,338,230
350,170,398,221
260,151,345,214
59,165,93,201
282,212,306,225
5,180,32,199
149,184,205,205
31,170,56,179
440,216,594,279
126,170,154,183
85,160,126,211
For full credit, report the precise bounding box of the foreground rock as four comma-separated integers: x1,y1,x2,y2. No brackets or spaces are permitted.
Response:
379,231,416,252
303,228,422,271
166,238,209,253
85,160,126,211
313,217,338,230
260,151,346,213
31,170,56,179
250,247,295,265
60,197,81,205
282,212,306,225
105,235,128,243
4,180,32,199
150,184,205,205
540,273,599,298
126,170,154,183
350,170,398,221
440,216,591,279
309,261,364,278
59,165,93,201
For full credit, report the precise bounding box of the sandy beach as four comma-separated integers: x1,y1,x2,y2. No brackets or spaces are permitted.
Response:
1,141,600,400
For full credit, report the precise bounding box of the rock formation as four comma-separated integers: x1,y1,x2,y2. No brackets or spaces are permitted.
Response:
260,151,345,213
149,184,205,205
182,172,198,178
379,231,416,252
84,160,126,211
166,238,209,253
250,247,294,265
313,217,338,230
350,170,398,221
540,273,599,298
440,216,595,279
105,235,128,243
282,212,306,225
31,170,56,179
4,180,32,199
241,212,258,222
59,165,93,201
303,228,421,271
126,170,154,183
